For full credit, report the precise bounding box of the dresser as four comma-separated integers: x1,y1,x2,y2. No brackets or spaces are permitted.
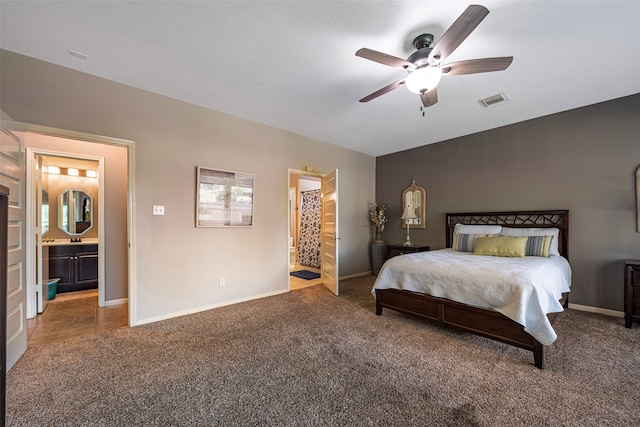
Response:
624,260,640,328
387,244,430,259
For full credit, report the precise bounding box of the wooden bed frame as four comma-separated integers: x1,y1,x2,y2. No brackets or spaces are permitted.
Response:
375,210,570,369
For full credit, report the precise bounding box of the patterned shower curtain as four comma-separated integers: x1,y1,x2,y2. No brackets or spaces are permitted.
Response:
297,189,321,267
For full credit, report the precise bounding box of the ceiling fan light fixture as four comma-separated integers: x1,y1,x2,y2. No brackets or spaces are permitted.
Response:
405,67,442,94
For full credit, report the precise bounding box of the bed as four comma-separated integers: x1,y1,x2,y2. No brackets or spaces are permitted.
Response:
373,210,570,369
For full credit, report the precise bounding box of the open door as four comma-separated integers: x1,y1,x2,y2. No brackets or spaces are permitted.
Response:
0,124,28,370
321,169,339,295
35,156,49,313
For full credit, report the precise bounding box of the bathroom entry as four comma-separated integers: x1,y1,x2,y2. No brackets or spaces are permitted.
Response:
289,172,322,288
290,173,322,268
33,153,100,313
288,169,340,295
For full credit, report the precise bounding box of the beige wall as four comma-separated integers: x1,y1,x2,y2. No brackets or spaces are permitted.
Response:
0,50,376,324
376,93,640,312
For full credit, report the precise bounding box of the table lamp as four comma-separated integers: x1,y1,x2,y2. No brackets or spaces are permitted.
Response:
401,206,418,247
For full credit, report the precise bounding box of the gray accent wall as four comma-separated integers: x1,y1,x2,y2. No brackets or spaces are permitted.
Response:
0,50,375,324
376,93,640,311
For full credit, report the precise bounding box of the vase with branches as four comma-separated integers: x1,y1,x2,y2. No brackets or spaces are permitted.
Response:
369,201,388,242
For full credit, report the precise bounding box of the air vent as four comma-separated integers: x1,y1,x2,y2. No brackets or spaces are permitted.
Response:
69,49,88,60
480,93,508,107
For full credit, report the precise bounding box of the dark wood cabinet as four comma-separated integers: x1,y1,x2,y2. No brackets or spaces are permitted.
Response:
387,244,430,259
49,244,98,293
624,260,640,328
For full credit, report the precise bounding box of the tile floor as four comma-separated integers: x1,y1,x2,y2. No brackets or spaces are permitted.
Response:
26,290,128,348
289,263,322,290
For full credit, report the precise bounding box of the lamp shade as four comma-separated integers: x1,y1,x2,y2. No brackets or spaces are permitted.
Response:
401,206,418,220
405,67,442,94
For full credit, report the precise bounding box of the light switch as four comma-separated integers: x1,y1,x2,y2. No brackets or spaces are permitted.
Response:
153,205,165,215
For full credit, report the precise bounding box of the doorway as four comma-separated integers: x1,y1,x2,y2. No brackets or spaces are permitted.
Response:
32,154,100,314
19,128,131,329
24,137,129,346
287,168,340,295
1,121,134,367
288,171,322,290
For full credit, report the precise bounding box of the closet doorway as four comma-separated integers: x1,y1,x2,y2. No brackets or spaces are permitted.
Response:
288,171,323,290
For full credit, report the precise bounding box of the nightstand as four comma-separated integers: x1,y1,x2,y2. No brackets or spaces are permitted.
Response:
387,244,430,259
624,260,640,328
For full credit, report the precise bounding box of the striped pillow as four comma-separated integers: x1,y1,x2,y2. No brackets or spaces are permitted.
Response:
524,235,553,257
453,233,498,252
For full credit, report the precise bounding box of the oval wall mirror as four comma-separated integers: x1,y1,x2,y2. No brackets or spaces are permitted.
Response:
58,189,93,235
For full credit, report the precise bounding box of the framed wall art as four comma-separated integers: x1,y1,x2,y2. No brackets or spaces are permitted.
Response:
196,166,254,227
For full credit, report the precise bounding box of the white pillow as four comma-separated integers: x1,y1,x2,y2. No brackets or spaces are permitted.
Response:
454,224,503,235
500,227,561,257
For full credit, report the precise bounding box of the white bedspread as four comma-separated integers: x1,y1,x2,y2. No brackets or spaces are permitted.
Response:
372,249,571,345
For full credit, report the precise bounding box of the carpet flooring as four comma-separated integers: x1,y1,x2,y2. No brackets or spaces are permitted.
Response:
5,275,640,426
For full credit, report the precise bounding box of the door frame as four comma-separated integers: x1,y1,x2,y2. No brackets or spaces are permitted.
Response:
287,168,339,295
3,121,136,323
26,148,105,314
287,168,325,289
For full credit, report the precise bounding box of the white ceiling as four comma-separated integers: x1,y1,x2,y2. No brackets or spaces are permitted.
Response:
1,1,639,157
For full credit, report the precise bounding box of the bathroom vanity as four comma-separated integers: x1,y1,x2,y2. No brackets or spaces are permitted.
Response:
45,187,98,293
48,242,98,293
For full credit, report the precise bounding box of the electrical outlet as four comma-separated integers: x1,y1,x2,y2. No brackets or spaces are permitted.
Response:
219,277,226,287
153,205,165,215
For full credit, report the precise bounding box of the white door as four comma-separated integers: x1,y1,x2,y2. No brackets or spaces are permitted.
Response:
321,169,339,295
0,125,27,370
35,155,48,313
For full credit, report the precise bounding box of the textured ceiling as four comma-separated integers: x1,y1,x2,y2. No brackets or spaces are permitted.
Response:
1,1,639,157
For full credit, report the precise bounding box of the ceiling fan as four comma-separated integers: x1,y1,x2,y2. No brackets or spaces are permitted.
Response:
356,4,513,108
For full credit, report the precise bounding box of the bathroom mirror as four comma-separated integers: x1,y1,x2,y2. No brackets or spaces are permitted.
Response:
58,189,93,235
401,178,426,229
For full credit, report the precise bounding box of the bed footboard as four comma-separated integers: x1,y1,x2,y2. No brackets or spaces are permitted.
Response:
375,288,569,369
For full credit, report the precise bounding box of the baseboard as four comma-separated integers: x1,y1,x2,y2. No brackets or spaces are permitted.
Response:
105,297,128,307
133,289,289,326
339,271,373,280
568,303,624,318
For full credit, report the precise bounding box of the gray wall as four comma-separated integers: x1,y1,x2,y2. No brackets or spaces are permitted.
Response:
0,50,376,324
376,93,640,311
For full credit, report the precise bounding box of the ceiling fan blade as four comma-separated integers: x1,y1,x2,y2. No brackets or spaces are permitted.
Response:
429,5,490,62
356,48,415,70
359,79,406,103
441,57,513,75
420,88,438,107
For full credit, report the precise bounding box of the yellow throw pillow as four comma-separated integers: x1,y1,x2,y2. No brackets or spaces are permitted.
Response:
473,236,528,258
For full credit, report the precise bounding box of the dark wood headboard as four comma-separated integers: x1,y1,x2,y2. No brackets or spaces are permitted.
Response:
446,210,569,259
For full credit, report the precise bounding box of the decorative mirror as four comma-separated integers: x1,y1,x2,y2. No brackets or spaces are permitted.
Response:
401,178,426,229
58,189,93,235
